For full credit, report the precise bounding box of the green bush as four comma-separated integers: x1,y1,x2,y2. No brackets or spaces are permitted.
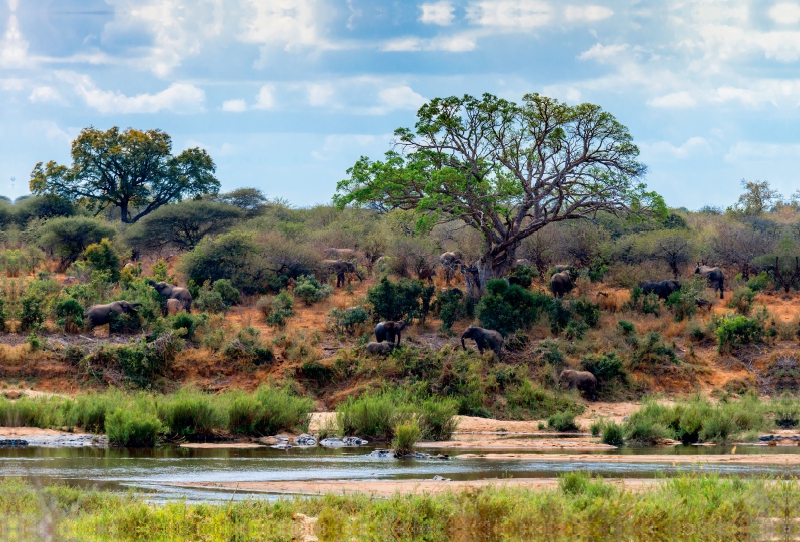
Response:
727,288,756,316
477,279,552,336
36,216,115,271
105,407,162,447
366,277,433,323
157,389,221,441
631,332,677,369
618,320,635,335
392,419,421,457
625,287,661,316
773,395,800,429
212,279,241,307
294,275,333,306
601,422,625,446
547,412,578,432
55,297,84,330
225,387,312,436
716,315,764,354
507,380,583,419
327,306,370,335
83,238,120,281
222,327,273,365
434,288,469,330
18,294,46,332
170,312,199,339
265,291,294,327
571,299,600,327
0,298,6,332
745,272,769,292
547,299,573,334
581,353,627,386
84,333,182,388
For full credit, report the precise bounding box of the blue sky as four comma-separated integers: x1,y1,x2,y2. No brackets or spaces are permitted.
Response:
1,0,800,209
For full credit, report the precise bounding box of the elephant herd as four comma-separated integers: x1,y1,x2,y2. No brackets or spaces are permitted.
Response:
83,281,192,330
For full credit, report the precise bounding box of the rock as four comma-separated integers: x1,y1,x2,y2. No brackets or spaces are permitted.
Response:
369,449,393,458
0,439,28,447
320,438,345,448
294,434,317,446
271,443,293,450
432,475,451,481
342,436,368,446
432,454,450,460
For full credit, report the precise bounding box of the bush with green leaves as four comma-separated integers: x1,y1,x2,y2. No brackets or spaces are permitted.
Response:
745,272,770,292
507,380,583,419
366,277,434,323
83,238,120,281
581,353,627,387
716,315,764,354
294,275,333,306
392,419,421,457
631,332,677,369
211,279,241,307
327,306,370,335
105,407,163,447
55,297,84,331
571,299,600,327
225,386,312,436
265,291,294,327
83,333,183,388
195,286,226,313
0,298,6,332
547,412,578,431
170,312,200,339
624,286,661,316
35,216,115,271
727,288,757,316
157,389,222,441
222,327,273,365
18,293,46,332
618,320,635,335
547,299,573,335
433,288,469,330
478,279,552,337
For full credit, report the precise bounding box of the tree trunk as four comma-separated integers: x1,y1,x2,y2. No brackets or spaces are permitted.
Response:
464,250,517,300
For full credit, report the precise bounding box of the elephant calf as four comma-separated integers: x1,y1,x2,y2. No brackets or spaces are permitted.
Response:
551,270,573,298
148,280,193,311
85,301,142,330
558,369,597,400
375,320,406,345
366,342,394,356
461,326,503,357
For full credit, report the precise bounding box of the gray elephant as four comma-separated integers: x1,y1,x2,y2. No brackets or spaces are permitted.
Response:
85,301,142,329
148,280,193,311
322,259,363,288
550,270,573,298
375,320,406,345
366,342,394,356
439,251,464,285
694,264,725,299
639,279,681,301
461,326,503,357
324,248,358,261
558,369,597,400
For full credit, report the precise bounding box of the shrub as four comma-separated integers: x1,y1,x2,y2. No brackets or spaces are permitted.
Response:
222,327,273,365
624,417,668,445
158,390,221,441
547,412,579,432
55,297,84,331
327,306,370,335
434,288,468,330
392,419,421,457
773,395,800,429
212,279,241,307
18,294,46,332
265,291,294,327
366,277,433,323
478,280,552,337
105,407,162,447
631,332,677,369
625,287,661,316
618,320,635,335
26,332,42,351
727,288,757,316
0,298,6,332
294,275,333,306
716,316,764,354
746,272,769,292
170,312,198,339
581,353,627,386
507,265,536,287
83,238,120,281
547,299,573,335
336,392,397,439
195,288,226,313
508,380,583,419
571,299,600,327
36,216,115,271
601,422,625,446
84,333,182,388
226,387,312,436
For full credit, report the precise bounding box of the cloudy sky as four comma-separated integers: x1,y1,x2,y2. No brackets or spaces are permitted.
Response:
1,0,799,208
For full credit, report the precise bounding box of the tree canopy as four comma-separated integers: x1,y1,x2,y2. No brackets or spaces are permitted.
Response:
35,216,116,271
29,127,219,223
335,93,665,295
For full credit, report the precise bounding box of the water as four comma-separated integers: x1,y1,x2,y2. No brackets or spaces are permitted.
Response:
2,442,800,502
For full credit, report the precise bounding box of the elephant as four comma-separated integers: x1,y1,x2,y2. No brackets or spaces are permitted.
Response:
148,280,193,311
550,270,574,298
166,298,185,315
84,301,142,330
461,326,503,357
694,264,725,299
324,248,358,261
558,369,597,400
439,251,464,285
322,259,363,288
375,320,406,345
639,279,682,301
515,258,532,268
366,342,394,356
460,264,482,299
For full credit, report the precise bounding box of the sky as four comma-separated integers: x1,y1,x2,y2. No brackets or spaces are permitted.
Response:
1,0,800,209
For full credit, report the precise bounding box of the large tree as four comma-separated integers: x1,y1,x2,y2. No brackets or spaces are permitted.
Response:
335,93,665,296
30,127,219,223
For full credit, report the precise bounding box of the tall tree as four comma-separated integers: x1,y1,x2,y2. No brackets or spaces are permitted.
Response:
335,93,665,296
30,127,219,223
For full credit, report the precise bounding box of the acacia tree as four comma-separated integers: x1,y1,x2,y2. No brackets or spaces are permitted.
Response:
30,127,219,223
335,94,664,297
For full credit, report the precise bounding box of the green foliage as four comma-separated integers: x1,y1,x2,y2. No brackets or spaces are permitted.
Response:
547,299,573,334
631,332,677,369
581,353,627,385
507,380,583,419
601,421,625,445
477,279,551,337
105,407,162,447
150,259,172,282
434,288,469,330
366,277,433,323
327,306,370,335
773,395,800,429
225,387,312,436
0,298,6,332
745,271,769,292
84,333,183,388
83,238,120,281
571,298,601,327
18,293,46,332
625,286,661,315
36,216,115,270
618,320,635,335
547,412,578,432
170,312,199,339
265,291,294,327
294,275,333,306
157,389,221,441
222,327,273,365
727,287,757,315
392,419,421,457
54,296,84,330
212,279,241,306
26,332,42,351
716,315,765,354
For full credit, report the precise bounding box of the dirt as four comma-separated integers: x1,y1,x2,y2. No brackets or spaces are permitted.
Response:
179,442,265,449
417,437,616,450
455,453,800,465
171,478,654,497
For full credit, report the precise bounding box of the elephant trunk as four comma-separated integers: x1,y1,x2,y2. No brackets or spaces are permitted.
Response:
461,335,467,350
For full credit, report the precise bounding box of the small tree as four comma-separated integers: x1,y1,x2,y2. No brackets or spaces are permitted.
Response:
84,238,121,281
36,216,115,271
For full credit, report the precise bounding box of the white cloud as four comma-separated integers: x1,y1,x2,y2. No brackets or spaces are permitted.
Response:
308,83,334,106
29,86,64,104
222,99,247,112
239,0,332,57
725,141,800,162
378,86,426,110
564,5,613,23
466,0,550,28
578,43,630,63
58,72,205,114
253,84,276,109
382,37,423,51
312,133,379,161
0,15,29,68
647,91,697,108
381,33,476,52
769,3,800,25
642,137,712,160
103,0,223,76
420,2,455,25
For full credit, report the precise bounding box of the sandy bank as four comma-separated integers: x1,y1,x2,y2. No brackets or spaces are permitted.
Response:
172,478,653,497
417,436,616,450
0,427,101,447
179,442,265,449
456,453,800,465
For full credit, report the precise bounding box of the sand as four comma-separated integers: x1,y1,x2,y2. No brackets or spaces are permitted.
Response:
171,478,654,497
456,453,800,465
179,442,265,449
417,436,616,450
